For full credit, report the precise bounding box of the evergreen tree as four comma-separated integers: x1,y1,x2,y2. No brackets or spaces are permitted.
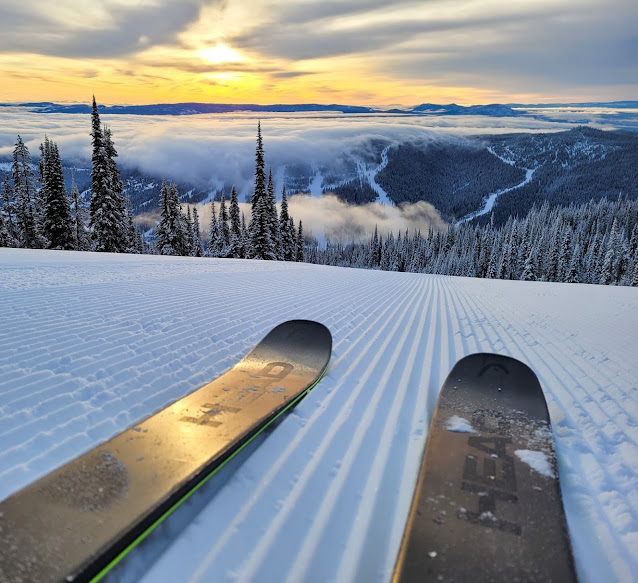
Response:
1,173,19,246
521,245,537,281
240,212,249,259
266,168,281,259
155,181,188,255
89,97,127,252
12,135,43,248
41,139,74,249
70,176,91,251
217,194,231,256
600,218,621,285
192,206,203,257
296,219,304,262
0,208,9,247
123,197,140,253
249,124,276,260
251,122,266,209
185,206,195,255
630,249,638,287
208,200,219,257
250,194,276,259
279,185,296,261
228,186,242,258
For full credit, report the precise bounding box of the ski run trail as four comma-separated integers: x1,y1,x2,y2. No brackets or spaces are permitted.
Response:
0,248,636,583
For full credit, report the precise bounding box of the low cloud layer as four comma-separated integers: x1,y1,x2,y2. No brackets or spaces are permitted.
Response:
287,194,446,243
0,107,598,196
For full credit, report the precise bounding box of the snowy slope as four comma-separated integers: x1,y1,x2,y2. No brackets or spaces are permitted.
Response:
0,249,636,583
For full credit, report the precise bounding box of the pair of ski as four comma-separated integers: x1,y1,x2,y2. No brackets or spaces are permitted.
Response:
0,320,576,582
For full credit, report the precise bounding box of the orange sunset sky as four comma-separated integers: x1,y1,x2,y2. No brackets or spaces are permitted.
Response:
1,0,636,106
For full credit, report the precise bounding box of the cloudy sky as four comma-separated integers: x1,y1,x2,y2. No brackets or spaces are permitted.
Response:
1,0,636,105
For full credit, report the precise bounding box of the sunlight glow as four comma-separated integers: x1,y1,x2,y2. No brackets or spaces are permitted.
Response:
198,44,244,64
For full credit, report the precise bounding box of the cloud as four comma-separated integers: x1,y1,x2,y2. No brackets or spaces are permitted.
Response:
0,0,222,58
225,0,637,98
287,194,445,243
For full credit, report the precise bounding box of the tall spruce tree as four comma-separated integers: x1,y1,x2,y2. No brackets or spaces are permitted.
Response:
12,135,43,248
156,181,188,255
208,200,219,257
41,138,74,249
266,168,281,259
249,124,276,260
1,173,19,246
296,219,304,262
192,206,203,257
70,175,91,251
279,185,296,261
217,193,231,256
89,97,127,252
228,186,242,258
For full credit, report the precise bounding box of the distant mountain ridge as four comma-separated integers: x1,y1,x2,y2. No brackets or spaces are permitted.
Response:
2,101,637,117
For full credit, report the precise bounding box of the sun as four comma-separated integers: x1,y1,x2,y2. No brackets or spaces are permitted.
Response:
198,44,243,64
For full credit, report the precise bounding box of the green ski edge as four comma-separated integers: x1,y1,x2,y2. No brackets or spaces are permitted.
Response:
90,363,329,583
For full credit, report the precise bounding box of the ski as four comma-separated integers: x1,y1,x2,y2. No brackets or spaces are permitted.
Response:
393,353,577,582
0,320,332,583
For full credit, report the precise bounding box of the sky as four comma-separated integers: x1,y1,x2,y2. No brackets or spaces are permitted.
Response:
1,0,636,106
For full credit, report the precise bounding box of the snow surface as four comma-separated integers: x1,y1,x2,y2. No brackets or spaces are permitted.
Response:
515,449,556,478
0,249,637,583
444,415,476,433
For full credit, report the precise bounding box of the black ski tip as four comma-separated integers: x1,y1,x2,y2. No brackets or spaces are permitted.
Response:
244,320,332,379
441,353,549,422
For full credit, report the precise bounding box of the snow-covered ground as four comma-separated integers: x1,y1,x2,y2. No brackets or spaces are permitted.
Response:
0,249,636,583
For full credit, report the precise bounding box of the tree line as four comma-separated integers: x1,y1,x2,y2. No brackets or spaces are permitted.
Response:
307,196,638,286
0,97,142,253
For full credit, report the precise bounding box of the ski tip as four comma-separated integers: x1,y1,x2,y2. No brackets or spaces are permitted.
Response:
270,319,332,348
452,353,539,381
251,320,332,373
442,353,549,418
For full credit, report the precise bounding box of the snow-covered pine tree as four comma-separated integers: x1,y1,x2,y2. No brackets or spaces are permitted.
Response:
217,194,231,257
251,121,266,216
192,206,203,257
240,212,249,259
228,186,242,258
557,226,573,282
70,175,91,251
185,206,195,255
0,208,9,247
250,194,276,260
279,185,296,261
123,197,141,253
266,168,281,259
296,219,304,262
41,139,74,250
208,200,219,257
630,247,638,287
12,135,44,248
600,218,621,285
89,98,127,252
156,181,189,256
248,123,277,260
1,172,19,247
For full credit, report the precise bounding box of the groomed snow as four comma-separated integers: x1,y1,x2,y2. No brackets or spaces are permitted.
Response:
0,249,636,583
